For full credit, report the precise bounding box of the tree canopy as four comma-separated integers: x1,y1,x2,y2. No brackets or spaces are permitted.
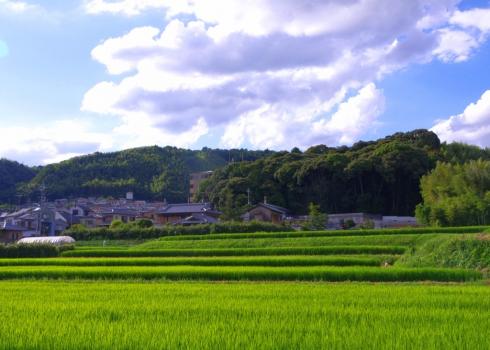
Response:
0,147,273,204
416,160,490,226
197,130,488,216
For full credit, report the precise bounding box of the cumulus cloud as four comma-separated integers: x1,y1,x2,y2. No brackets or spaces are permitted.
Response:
450,8,490,33
433,29,479,62
81,0,490,150
84,0,190,17
431,90,490,147
0,120,112,165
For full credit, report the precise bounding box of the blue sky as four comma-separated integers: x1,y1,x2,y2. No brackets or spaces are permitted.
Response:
1,0,490,165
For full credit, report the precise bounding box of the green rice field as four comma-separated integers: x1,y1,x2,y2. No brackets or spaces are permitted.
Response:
0,281,488,349
0,227,488,348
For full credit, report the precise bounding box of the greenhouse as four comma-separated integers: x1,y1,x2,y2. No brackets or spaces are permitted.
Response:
17,236,76,245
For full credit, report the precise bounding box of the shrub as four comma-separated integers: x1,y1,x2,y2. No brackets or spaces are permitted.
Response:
110,220,124,229
65,221,293,240
0,244,66,258
132,219,154,229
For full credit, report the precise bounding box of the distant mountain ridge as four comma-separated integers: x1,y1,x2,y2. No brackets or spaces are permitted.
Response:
0,146,275,205
1,133,489,213
0,159,38,205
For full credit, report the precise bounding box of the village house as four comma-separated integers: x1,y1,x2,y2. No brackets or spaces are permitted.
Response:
154,203,220,225
175,213,219,226
95,208,139,226
242,202,289,224
0,222,26,243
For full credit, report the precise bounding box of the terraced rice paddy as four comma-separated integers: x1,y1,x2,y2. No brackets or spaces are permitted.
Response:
0,281,489,349
0,227,488,348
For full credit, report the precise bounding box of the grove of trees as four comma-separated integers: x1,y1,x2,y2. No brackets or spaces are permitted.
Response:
416,160,490,226
197,130,490,217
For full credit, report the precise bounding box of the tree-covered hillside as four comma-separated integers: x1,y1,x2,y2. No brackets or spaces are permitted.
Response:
16,146,274,202
1,132,489,212
0,159,38,205
197,130,490,216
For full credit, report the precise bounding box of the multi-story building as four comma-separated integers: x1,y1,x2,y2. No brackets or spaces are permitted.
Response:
189,171,213,201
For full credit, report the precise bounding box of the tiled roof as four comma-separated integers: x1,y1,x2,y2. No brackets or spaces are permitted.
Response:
174,213,219,225
100,208,139,216
158,203,213,215
0,222,28,231
257,203,289,214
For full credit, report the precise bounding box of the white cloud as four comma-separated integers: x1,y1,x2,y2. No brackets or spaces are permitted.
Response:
80,1,490,151
84,0,191,17
221,83,384,149
0,120,112,165
431,90,490,147
450,8,490,33
433,29,479,62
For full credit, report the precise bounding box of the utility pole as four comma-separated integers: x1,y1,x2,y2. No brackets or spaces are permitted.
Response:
247,188,251,206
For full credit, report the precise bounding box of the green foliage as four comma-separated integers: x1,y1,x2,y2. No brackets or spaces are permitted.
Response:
360,219,375,229
302,203,327,230
65,221,293,240
4,147,272,204
219,189,242,221
440,142,490,164
0,159,37,204
197,130,441,216
342,219,356,230
416,160,490,226
133,219,154,228
397,235,490,270
110,220,125,229
0,243,69,258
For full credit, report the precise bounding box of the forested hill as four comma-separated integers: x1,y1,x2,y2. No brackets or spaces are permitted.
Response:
0,146,274,204
0,159,38,205
1,132,489,210
196,130,490,217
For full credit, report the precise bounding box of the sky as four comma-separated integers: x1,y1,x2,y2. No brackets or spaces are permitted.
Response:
1,0,490,166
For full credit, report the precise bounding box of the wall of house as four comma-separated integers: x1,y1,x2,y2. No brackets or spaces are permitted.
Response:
247,207,284,223
0,231,22,244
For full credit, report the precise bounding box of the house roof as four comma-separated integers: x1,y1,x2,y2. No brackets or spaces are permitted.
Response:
253,203,289,214
174,213,219,225
0,222,28,232
157,203,214,215
100,208,139,216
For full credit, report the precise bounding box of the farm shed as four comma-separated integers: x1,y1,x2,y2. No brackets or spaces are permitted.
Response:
17,236,76,245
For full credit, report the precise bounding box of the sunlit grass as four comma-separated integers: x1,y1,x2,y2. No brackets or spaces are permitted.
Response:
0,281,488,349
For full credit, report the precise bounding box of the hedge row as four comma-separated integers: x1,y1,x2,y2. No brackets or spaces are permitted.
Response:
62,245,406,258
66,224,489,242
0,244,73,258
66,221,293,241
